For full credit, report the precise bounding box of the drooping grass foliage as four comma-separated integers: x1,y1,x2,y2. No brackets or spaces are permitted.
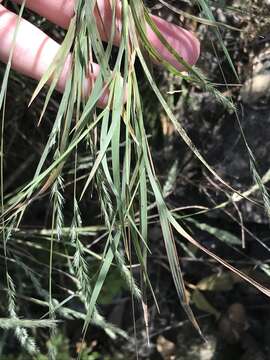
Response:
1,0,270,357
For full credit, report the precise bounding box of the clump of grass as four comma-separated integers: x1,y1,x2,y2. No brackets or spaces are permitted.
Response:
1,0,270,357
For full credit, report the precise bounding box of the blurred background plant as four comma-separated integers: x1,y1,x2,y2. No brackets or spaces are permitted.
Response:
1,0,270,359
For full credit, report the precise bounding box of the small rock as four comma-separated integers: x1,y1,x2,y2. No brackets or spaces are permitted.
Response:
241,46,270,106
240,73,270,105
157,335,176,360
218,303,249,344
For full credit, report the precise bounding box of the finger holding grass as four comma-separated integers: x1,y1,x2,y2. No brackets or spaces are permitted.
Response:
0,0,200,103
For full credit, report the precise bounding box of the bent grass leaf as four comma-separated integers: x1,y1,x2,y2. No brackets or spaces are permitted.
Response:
169,213,270,298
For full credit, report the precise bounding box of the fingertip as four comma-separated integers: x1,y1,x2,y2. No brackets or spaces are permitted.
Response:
180,28,200,67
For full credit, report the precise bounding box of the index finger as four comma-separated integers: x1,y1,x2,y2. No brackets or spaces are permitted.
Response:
13,0,200,70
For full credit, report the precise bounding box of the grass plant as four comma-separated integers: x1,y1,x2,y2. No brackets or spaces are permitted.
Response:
1,0,270,357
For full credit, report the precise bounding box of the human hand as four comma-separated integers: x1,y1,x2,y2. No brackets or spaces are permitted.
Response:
0,0,200,97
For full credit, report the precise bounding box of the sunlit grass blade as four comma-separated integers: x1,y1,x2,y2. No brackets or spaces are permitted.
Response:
29,17,76,125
